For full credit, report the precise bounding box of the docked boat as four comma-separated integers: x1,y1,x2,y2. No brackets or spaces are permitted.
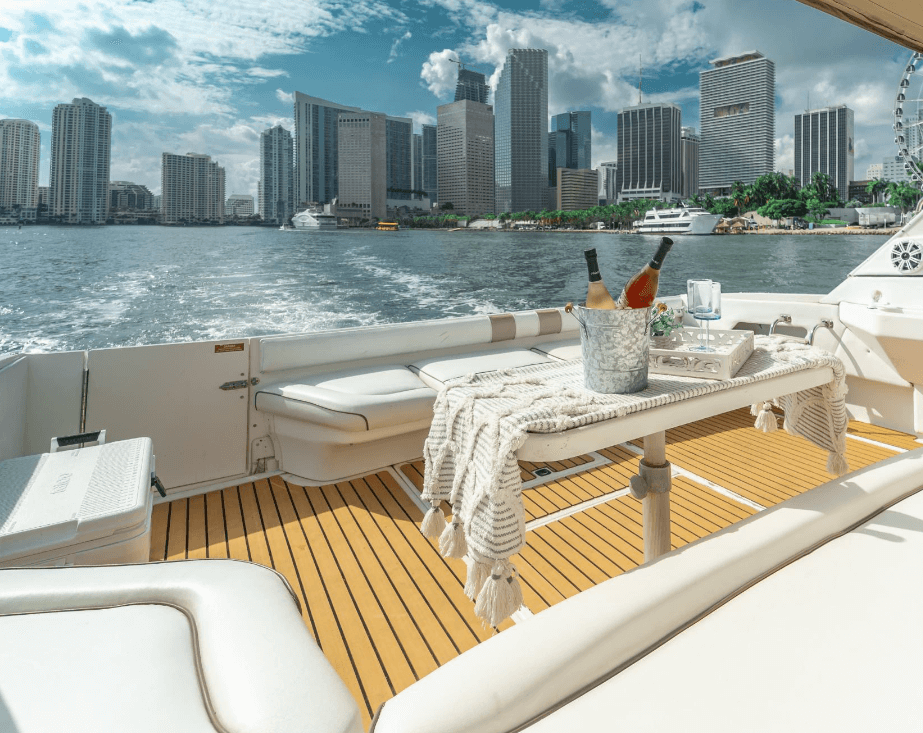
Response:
2,3,923,732
292,206,339,230
375,221,400,231
634,204,723,235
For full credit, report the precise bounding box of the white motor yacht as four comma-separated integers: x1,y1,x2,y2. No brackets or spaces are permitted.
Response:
634,204,723,235
292,206,339,230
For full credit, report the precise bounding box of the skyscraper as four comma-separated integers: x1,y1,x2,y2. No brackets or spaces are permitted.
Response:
0,119,40,217
49,98,112,224
161,153,225,224
455,69,490,104
495,48,548,213
225,194,255,218
680,127,700,199
616,103,682,202
292,93,361,207
599,161,618,203
699,52,775,195
337,111,387,222
412,133,423,193
552,111,592,170
794,105,854,201
259,125,294,225
386,117,413,200
437,99,495,216
556,168,598,211
422,124,438,202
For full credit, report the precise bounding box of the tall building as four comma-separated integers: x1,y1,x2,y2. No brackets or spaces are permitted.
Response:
881,155,913,184
455,68,490,104
552,112,592,169
49,98,112,224
412,133,423,193
556,169,598,211
866,162,883,180
616,103,682,202
109,181,154,211
547,130,568,187
422,124,438,202
437,99,495,217
0,119,40,216
699,51,775,195
259,125,294,225
337,111,387,222
386,117,413,200
226,194,254,218
293,93,361,207
680,127,700,199
161,152,225,224
495,48,548,213
794,105,854,201
599,161,618,203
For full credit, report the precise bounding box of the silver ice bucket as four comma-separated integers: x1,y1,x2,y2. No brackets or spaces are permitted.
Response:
572,304,650,394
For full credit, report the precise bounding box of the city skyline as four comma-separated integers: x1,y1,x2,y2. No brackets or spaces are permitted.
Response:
0,0,913,199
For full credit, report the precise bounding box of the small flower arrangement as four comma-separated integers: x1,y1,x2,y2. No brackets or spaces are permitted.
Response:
649,302,684,338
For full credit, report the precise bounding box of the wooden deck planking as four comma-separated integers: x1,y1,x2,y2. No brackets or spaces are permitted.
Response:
153,409,914,724
847,420,921,450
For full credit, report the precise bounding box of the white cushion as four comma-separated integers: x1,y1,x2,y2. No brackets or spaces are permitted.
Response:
531,337,582,361
0,560,363,733
410,348,552,388
255,366,437,432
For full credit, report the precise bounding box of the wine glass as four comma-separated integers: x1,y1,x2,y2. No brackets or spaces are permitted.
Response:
687,279,721,352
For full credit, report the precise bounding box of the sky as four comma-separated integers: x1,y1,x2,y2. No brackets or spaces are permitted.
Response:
0,0,914,200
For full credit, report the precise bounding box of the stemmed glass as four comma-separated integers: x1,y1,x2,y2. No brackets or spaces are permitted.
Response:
687,279,721,352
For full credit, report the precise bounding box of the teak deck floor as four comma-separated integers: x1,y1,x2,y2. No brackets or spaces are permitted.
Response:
149,407,917,726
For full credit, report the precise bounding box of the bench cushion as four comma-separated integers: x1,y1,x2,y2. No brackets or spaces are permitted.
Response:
410,348,552,388
532,337,582,361
255,366,437,432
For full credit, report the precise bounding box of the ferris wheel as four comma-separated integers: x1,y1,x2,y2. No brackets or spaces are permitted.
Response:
895,51,923,187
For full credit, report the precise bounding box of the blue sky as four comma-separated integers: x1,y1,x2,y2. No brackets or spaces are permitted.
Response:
0,0,912,199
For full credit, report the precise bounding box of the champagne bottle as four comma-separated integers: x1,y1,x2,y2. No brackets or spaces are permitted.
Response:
583,248,617,309
616,236,674,309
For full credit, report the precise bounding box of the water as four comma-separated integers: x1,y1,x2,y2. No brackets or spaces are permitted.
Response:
0,225,888,354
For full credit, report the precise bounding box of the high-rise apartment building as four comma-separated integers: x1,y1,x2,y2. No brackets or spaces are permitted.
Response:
680,127,700,199
794,105,854,201
455,69,490,104
699,52,775,195
293,93,361,207
866,163,883,180
599,161,618,203
386,117,413,200
109,181,154,211
412,133,423,193
616,103,682,202
161,152,225,224
49,98,112,224
881,155,913,184
259,125,294,224
437,99,495,217
422,124,438,202
556,168,598,211
226,194,254,218
494,48,548,213
0,119,40,216
337,111,387,222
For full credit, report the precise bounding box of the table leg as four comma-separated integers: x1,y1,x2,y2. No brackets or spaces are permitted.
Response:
640,431,672,562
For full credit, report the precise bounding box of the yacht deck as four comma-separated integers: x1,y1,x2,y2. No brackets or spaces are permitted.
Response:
149,408,916,726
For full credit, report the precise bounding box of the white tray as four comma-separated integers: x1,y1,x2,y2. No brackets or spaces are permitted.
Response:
648,328,754,380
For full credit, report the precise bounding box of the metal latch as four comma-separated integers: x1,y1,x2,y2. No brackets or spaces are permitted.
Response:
151,474,167,498
219,380,249,391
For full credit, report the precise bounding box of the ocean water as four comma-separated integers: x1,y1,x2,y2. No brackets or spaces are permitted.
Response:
0,225,889,354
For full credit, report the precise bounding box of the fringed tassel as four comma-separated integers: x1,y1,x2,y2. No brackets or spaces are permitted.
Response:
750,403,760,417
826,451,850,476
463,557,490,601
420,502,446,539
439,521,467,559
474,561,523,628
754,402,778,433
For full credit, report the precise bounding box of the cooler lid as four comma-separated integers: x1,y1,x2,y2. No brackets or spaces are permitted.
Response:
0,438,152,560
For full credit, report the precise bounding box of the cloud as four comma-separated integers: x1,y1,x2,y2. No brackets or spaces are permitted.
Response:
248,67,289,79
421,48,459,97
405,110,436,129
276,88,294,104
388,30,412,63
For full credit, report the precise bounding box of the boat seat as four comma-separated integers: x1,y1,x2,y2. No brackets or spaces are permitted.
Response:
372,449,923,733
0,560,362,733
254,365,437,433
531,336,582,361
409,348,553,389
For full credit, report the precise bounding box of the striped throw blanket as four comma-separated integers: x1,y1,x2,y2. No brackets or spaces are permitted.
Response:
421,337,848,627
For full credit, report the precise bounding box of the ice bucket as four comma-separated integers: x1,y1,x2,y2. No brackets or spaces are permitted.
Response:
572,304,650,393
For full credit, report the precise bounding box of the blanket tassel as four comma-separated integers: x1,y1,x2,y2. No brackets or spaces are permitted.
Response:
420,502,446,539
754,402,778,433
474,562,523,628
439,521,467,559
464,558,490,602
826,451,849,476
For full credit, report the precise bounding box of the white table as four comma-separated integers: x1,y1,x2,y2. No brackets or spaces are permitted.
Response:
517,365,835,562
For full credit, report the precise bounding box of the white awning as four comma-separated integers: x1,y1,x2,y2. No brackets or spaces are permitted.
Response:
795,0,923,51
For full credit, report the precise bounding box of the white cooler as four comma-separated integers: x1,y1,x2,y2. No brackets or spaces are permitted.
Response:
0,438,154,567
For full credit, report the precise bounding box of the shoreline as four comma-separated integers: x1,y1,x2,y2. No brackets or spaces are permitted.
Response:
452,226,898,235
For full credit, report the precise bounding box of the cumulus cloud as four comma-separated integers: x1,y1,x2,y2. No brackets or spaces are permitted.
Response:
405,110,436,129
421,49,460,97
276,89,294,104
